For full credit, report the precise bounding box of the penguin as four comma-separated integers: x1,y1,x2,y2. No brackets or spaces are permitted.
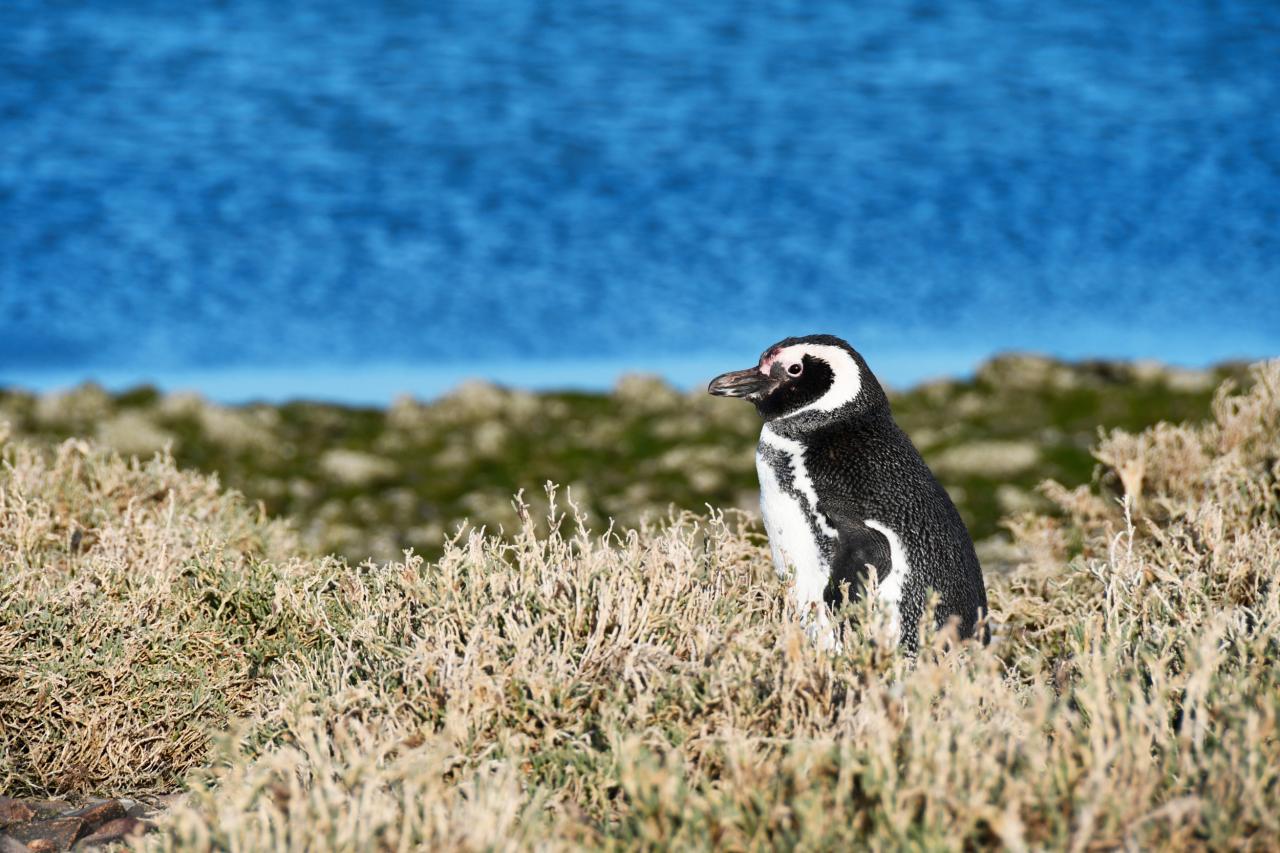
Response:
708,334,988,650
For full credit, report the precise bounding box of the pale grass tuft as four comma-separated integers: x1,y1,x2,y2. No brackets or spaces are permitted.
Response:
0,440,305,795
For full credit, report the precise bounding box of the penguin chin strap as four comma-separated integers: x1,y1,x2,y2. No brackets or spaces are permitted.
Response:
767,401,859,436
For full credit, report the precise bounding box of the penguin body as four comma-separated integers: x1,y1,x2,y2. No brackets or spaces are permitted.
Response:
709,335,988,649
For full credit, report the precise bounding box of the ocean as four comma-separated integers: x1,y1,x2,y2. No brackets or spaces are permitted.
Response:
2,0,1278,402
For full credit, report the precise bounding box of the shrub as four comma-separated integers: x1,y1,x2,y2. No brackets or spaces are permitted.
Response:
0,440,321,794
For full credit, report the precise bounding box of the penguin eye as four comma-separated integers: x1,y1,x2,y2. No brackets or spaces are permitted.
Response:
787,362,803,377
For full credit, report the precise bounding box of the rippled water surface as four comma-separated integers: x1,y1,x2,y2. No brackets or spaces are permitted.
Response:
2,1,1278,399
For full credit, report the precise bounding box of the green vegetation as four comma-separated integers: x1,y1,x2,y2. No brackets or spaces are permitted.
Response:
1,361,1277,849
0,355,1244,568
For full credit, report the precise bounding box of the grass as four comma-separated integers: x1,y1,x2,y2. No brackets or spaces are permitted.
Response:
1,361,1278,849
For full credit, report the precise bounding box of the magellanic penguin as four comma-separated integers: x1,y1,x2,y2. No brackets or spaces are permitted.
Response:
708,334,989,651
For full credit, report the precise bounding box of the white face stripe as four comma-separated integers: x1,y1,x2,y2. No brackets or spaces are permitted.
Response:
768,344,862,419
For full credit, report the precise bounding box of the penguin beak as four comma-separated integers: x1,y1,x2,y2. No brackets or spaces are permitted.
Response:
708,366,776,399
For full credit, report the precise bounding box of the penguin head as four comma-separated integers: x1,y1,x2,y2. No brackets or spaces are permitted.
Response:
707,334,888,424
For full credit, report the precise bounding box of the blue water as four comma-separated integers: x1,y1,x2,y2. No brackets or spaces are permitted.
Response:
2,1,1278,401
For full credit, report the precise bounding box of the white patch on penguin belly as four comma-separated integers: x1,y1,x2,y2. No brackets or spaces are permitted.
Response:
756,439,836,647
759,426,838,537
757,453,825,590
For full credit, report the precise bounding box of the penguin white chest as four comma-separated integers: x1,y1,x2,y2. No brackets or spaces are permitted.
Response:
755,432,832,608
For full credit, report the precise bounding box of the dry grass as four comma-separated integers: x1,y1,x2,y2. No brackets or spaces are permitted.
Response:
2,364,1279,849
0,440,314,794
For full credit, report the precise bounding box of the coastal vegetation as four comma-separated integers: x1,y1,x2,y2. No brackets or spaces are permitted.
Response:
0,355,1242,569
1,359,1277,848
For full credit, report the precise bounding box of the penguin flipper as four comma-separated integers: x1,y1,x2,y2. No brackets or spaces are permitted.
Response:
823,519,892,613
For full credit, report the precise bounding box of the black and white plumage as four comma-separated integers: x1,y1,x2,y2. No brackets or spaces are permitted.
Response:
708,334,989,650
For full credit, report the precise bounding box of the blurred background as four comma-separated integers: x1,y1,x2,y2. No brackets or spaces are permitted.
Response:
1,1,1277,563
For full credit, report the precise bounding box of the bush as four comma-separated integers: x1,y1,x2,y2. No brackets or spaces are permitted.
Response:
0,440,322,794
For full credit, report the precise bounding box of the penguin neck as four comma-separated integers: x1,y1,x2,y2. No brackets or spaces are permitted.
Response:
763,405,894,444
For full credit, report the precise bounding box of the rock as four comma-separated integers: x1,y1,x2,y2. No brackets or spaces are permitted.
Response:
149,793,187,810
907,427,944,451
689,468,723,493
386,394,430,432
975,536,1026,575
116,802,148,820
471,421,508,457
995,484,1044,515
319,449,398,486
614,374,681,408
1130,361,1216,392
911,378,960,406
13,804,70,821
976,353,1061,389
0,797,35,828
442,381,508,418
3,817,82,853
949,392,986,419
72,817,149,849
196,404,277,451
33,384,111,427
1130,359,1170,384
932,440,1040,477
66,802,124,836
96,411,176,457
156,390,207,418
0,799,147,853
1165,367,1215,393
